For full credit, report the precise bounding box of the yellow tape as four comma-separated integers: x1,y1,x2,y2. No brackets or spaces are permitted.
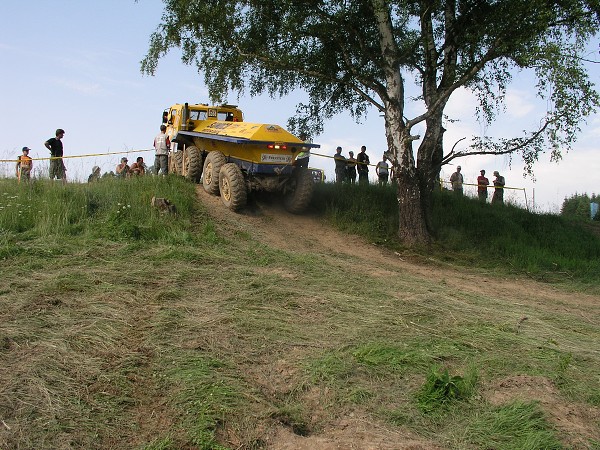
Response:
310,151,376,167
441,180,524,191
0,148,153,163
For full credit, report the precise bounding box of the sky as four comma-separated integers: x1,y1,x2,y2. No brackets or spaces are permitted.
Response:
1,0,599,213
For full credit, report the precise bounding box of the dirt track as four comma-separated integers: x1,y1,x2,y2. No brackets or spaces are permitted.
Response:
197,186,598,312
196,186,600,449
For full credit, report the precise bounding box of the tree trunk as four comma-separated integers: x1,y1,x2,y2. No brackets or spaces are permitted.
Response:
385,108,431,246
396,162,431,246
417,113,446,233
373,0,431,246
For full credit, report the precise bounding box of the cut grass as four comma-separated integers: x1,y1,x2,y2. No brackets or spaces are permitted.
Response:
1,177,599,449
462,401,563,450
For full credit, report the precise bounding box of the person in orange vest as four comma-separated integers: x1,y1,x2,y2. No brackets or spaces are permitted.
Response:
16,147,33,182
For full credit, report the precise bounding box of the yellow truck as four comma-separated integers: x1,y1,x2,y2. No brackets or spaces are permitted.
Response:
163,103,319,213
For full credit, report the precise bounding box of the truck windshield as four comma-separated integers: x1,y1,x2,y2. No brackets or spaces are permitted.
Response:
189,110,208,120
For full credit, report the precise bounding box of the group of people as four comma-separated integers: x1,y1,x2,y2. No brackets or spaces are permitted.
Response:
90,124,169,181
114,156,147,178
15,124,171,184
333,145,391,185
450,166,506,204
16,128,66,183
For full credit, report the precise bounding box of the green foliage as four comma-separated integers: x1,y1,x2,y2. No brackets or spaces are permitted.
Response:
464,401,562,450
417,366,478,413
143,1,599,146
561,192,599,220
143,1,599,245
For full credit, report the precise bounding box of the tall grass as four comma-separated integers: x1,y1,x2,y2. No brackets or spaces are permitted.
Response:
312,183,600,284
0,176,196,245
310,182,398,244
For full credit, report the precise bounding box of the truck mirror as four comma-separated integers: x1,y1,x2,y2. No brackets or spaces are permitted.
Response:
162,111,168,124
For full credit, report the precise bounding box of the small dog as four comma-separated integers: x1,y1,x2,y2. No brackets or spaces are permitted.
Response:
151,196,177,214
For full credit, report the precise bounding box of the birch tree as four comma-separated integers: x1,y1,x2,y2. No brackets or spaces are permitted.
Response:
142,0,600,245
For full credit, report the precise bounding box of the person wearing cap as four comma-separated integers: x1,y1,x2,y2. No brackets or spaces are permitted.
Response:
116,157,130,178
346,150,357,184
88,165,101,183
130,156,146,176
16,147,33,182
492,170,505,205
450,165,464,195
477,169,490,202
44,128,66,183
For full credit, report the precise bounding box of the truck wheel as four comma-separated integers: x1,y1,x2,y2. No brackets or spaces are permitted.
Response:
170,150,183,175
182,146,203,183
284,170,314,214
203,151,226,195
219,163,247,211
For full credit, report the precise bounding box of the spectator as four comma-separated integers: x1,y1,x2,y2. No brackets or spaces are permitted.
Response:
130,156,146,175
357,145,370,184
477,169,490,202
295,148,310,170
450,165,464,195
346,151,357,184
154,124,170,176
44,128,66,183
376,155,390,185
492,171,505,205
116,157,130,178
334,146,346,183
88,166,101,183
16,147,33,182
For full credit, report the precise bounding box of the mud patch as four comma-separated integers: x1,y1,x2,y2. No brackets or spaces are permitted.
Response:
265,414,444,450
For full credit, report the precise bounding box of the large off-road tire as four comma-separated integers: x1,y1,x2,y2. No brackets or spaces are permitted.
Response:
284,169,314,214
219,163,247,212
203,151,227,195
169,150,183,175
182,146,203,183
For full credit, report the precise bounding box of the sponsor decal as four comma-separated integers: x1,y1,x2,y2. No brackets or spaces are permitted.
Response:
261,154,292,163
208,122,232,130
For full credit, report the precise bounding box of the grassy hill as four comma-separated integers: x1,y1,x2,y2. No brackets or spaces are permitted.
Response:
0,177,599,449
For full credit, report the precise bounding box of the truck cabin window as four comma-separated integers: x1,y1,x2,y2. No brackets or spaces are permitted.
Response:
189,110,207,121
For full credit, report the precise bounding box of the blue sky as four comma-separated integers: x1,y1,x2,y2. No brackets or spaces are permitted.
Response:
1,0,599,212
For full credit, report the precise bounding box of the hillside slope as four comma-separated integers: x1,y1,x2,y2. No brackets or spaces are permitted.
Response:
195,187,600,449
0,182,598,449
